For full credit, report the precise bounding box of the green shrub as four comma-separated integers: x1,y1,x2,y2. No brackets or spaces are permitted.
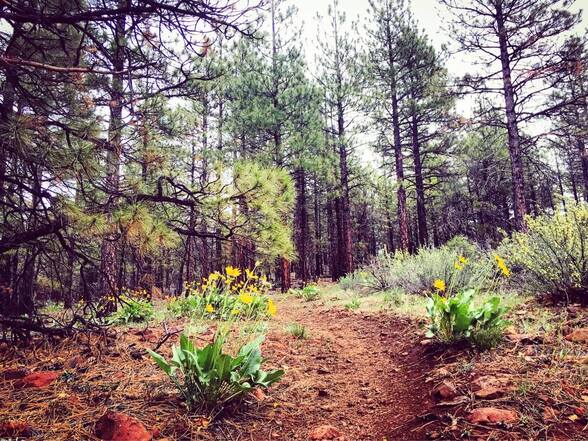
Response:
361,243,487,295
108,296,154,324
291,284,320,301
148,333,283,416
338,271,369,291
426,289,508,349
285,323,308,339
345,297,361,310
502,202,588,303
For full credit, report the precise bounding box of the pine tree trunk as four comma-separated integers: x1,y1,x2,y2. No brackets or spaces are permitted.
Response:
99,3,127,311
386,19,409,250
411,109,428,247
326,198,337,281
313,176,322,278
336,102,353,275
496,2,527,231
295,168,309,283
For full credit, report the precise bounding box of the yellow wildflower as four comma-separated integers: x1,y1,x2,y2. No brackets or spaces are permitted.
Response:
433,279,446,292
239,293,253,304
454,262,464,271
226,265,241,278
208,272,220,281
245,268,257,280
494,254,511,277
231,308,240,315
267,299,277,316
205,304,214,313
458,255,468,265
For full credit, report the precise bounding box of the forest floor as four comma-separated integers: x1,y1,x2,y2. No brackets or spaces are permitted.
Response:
1,283,588,440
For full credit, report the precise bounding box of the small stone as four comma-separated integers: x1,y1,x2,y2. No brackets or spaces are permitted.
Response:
17,371,59,388
475,386,505,400
94,411,152,441
565,328,588,343
308,425,344,440
467,407,518,425
543,406,558,422
252,388,266,402
432,381,458,400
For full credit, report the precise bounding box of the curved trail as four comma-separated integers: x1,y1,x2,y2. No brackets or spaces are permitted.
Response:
241,295,434,440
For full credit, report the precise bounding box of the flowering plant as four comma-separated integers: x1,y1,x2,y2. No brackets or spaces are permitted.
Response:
168,264,276,320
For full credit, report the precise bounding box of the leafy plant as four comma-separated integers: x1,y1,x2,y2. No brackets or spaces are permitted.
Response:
358,244,487,295
285,323,308,339
338,271,369,291
291,284,320,301
148,333,284,416
426,289,508,349
167,265,276,320
345,297,361,311
108,296,154,324
501,202,588,304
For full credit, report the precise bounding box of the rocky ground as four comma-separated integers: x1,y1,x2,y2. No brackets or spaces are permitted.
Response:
1,293,588,440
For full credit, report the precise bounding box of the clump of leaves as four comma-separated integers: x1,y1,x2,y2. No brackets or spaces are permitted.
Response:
291,284,320,301
345,297,361,311
501,201,588,304
426,289,508,349
108,296,154,324
286,323,308,339
148,333,284,417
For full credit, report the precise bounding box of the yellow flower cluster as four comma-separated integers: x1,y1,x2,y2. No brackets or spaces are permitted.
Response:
175,263,277,319
494,254,511,277
433,279,446,292
454,255,468,271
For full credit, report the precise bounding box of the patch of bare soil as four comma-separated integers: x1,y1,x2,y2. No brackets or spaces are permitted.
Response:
0,296,435,440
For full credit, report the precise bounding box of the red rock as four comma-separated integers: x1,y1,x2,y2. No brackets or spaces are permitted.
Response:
475,386,505,399
543,406,558,422
94,411,152,441
0,420,33,437
2,367,30,380
252,388,266,402
17,371,59,388
308,425,344,440
432,381,458,400
468,407,519,425
574,406,586,416
565,328,588,343
472,375,514,397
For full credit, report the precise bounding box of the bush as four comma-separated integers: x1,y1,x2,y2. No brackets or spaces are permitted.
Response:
345,297,361,310
108,296,154,324
149,333,283,416
360,242,486,295
502,202,588,304
167,265,276,320
425,289,508,349
338,271,369,291
285,323,308,339
291,284,320,301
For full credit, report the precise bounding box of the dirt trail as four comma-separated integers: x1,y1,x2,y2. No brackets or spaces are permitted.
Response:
245,295,435,440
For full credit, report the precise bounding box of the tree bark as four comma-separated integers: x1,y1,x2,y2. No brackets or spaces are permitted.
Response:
495,1,528,231
99,1,127,311
386,15,409,250
295,167,309,283
410,109,428,247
